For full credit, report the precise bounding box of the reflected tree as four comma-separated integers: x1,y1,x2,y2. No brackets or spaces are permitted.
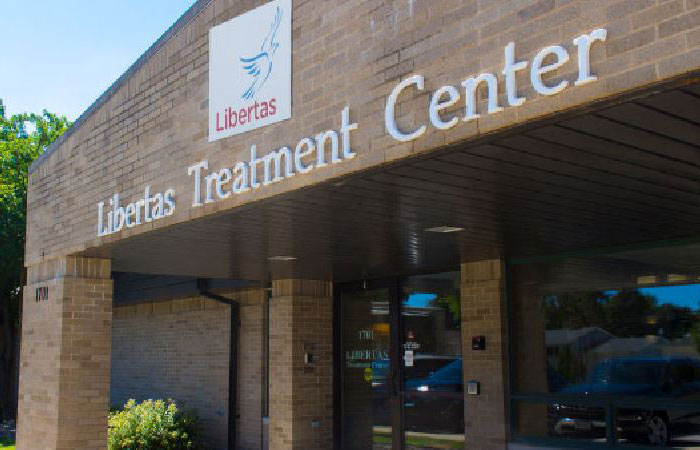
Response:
602,289,656,337
433,294,460,328
543,291,607,330
544,289,698,339
556,345,587,383
690,321,700,355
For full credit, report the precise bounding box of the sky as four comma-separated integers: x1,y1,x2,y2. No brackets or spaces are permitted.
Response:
411,286,700,310
405,293,436,308
639,285,700,310
604,285,700,310
0,0,196,121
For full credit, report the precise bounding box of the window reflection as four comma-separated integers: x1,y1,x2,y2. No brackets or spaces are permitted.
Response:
402,272,465,449
544,287,700,393
512,247,700,447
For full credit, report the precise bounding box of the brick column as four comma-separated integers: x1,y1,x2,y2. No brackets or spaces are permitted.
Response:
461,259,508,450
269,279,332,450
17,256,112,450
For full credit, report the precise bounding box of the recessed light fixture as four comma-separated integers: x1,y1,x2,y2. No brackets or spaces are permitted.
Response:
425,226,465,233
267,255,297,261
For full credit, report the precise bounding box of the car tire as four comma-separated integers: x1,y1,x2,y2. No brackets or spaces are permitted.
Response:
647,413,669,446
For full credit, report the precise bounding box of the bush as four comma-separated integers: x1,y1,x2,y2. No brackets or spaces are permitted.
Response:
108,399,201,450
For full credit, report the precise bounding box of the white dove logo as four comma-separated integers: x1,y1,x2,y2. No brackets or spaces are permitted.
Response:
240,5,282,100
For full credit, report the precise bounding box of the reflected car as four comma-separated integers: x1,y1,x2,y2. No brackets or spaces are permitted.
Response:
405,358,462,392
404,358,464,434
370,359,392,427
549,356,700,446
371,357,463,431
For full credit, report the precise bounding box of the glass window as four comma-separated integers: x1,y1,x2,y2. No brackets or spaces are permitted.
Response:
616,408,700,447
510,244,700,447
515,401,608,444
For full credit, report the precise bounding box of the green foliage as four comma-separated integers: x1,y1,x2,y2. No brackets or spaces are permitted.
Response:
0,100,70,419
0,100,71,323
690,320,700,355
543,289,695,339
433,293,460,318
0,436,14,449
433,293,461,328
556,345,587,383
108,399,201,450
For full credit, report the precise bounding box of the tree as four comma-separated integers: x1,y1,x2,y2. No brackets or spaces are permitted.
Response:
543,288,699,340
0,99,71,419
601,289,657,338
543,291,607,330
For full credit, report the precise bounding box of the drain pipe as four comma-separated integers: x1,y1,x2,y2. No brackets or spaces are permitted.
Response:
197,279,239,450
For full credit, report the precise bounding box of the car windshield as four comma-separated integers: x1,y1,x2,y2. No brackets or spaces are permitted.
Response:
589,360,666,385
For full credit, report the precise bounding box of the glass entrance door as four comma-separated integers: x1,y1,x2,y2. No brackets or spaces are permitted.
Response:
401,272,465,449
338,272,465,449
339,285,396,449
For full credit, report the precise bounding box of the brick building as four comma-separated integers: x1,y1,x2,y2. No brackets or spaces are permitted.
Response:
15,0,700,449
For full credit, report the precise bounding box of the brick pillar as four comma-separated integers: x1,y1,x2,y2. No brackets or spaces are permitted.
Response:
461,259,508,450
17,256,112,450
269,279,332,450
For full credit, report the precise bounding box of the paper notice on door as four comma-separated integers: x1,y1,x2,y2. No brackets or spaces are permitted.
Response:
404,350,414,367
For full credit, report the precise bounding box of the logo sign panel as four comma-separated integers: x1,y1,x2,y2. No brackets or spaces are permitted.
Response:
209,0,292,141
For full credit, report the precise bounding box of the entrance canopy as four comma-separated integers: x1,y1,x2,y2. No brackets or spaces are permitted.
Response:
86,79,700,282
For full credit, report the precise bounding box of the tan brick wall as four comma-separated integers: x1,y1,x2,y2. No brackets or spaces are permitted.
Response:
111,288,265,450
17,257,112,450
26,0,700,265
461,259,508,450
269,279,333,450
111,297,230,449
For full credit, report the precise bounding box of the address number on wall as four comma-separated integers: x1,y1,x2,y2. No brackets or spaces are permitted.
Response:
35,286,48,303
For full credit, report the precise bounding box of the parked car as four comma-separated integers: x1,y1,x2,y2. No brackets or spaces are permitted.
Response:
371,356,463,432
549,356,700,446
404,358,464,434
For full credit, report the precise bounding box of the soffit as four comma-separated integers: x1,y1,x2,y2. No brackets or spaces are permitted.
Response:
87,81,700,282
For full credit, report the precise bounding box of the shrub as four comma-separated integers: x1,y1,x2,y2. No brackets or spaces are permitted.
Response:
108,399,201,450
